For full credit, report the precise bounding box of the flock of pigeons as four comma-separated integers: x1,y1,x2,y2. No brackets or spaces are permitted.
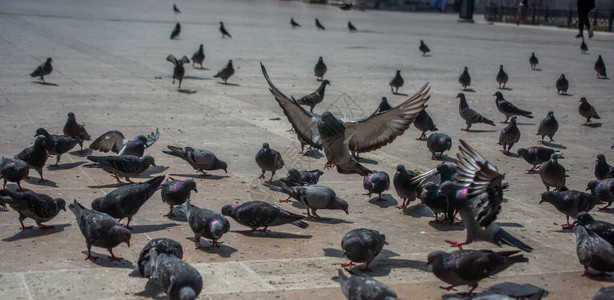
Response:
6,2,614,300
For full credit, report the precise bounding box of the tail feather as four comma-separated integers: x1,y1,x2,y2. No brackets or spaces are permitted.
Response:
559,186,569,192
263,181,292,194
291,220,309,228
519,110,533,118
482,116,495,126
497,228,533,252
162,145,186,159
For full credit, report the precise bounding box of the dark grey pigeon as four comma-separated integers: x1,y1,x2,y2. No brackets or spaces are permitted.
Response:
315,18,325,30
291,17,300,28
341,228,387,272
221,201,308,233
493,92,533,123
575,212,614,247
556,74,569,95
279,168,323,186
348,21,357,32
173,4,180,13
581,38,588,54
587,179,614,210
579,97,600,125
427,133,452,160
29,57,53,83
537,111,558,143
517,147,556,172
63,112,91,152
595,55,607,78
389,70,404,94
170,22,181,40
393,164,418,209
151,252,203,300
35,128,79,167
427,249,528,296
263,182,348,219
91,175,165,229
456,93,495,131
163,145,228,176
574,225,614,277
420,182,450,223
219,21,231,38
15,135,48,183
414,110,437,140
185,200,230,249
167,55,190,89
337,269,398,300
529,52,538,70
161,178,197,217
0,157,29,191
539,153,567,191
295,80,330,112
376,97,392,114
410,162,458,191
419,40,430,56
214,59,234,83
593,286,614,300
69,199,131,261
0,189,65,230
137,238,183,277
191,44,205,69
314,56,327,80
540,190,601,229
496,65,508,89
595,154,614,180
255,142,285,183
85,155,156,183
363,170,390,202
90,128,159,157
459,67,471,90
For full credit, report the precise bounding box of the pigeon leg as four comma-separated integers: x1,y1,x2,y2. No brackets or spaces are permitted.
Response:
237,229,256,234
342,261,356,268
395,199,408,209
121,219,133,230
362,192,372,198
107,248,123,261
500,116,510,124
439,285,458,292
598,203,612,210
210,240,224,248
172,78,176,85
38,172,47,183
562,216,574,229
265,175,274,183
359,263,373,272
38,224,55,229
125,177,135,184
258,171,266,179
84,247,98,260
430,213,442,224
52,155,61,167
445,240,466,250
163,208,174,217
195,241,207,250
376,194,385,202
19,219,33,230
198,169,211,177
41,74,45,84
256,227,270,232
287,127,295,133
280,196,291,203
526,165,536,172
111,174,123,183
324,161,338,169
458,285,477,297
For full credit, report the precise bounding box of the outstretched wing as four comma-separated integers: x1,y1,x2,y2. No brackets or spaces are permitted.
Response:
145,128,160,148
89,130,126,154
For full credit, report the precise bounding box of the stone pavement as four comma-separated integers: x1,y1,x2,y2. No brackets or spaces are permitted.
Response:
0,0,613,299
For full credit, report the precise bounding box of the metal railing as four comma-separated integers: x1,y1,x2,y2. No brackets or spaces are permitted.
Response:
485,6,614,32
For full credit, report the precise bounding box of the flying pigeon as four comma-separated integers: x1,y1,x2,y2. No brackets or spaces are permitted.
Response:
498,116,520,154
295,80,330,112
191,44,205,69
420,182,451,223
222,201,308,233
389,70,404,94
15,135,48,183
255,142,284,182
427,133,452,160
90,128,160,157
219,21,231,38
529,52,538,70
578,97,600,125
493,92,532,123
150,252,203,300
516,146,557,172
574,225,614,277
575,212,614,247
85,155,156,183
315,18,325,30
161,178,197,217
496,65,509,89
137,238,183,277
170,22,181,40
29,57,53,83
456,93,495,130
263,182,348,219
595,55,607,78
214,59,234,83
587,179,614,210
536,111,558,143
393,164,418,209
556,74,569,95
173,4,181,13
341,228,387,272
419,40,430,56
581,38,588,54
595,154,614,180
63,112,91,152
0,189,65,230
314,57,327,81
363,171,390,202
459,67,471,90
414,110,437,140
0,157,29,191
337,269,397,300
539,153,567,192
163,145,227,176
540,190,601,229
185,200,230,249
166,55,190,89
35,128,79,167
348,21,357,32
291,18,300,28
279,168,323,186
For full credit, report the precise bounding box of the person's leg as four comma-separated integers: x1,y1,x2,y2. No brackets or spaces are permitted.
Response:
577,8,587,38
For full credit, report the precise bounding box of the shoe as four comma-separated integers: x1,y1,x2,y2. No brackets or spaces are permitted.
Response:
589,27,594,38
575,33,583,38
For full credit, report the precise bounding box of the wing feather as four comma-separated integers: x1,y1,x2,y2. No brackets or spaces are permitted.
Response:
89,131,126,154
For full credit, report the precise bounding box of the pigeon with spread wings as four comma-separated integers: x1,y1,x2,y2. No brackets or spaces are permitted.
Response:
90,129,159,157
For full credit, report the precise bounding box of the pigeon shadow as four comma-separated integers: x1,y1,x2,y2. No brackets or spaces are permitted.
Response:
304,216,353,224
192,66,209,70
24,177,57,187
392,92,408,96
2,223,71,241
501,151,518,158
498,222,524,228
70,148,93,156
168,173,227,180
138,165,170,177
233,230,312,239
47,161,86,170
135,280,166,300
462,88,476,93
216,82,239,86
322,248,344,258
367,194,398,208
351,257,428,277
183,76,208,80
355,157,378,165
130,223,179,234
188,238,238,258
177,89,197,94
432,155,455,162
586,122,602,128
88,182,128,188
33,81,58,86
542,142,567,149
559,93,573,97
464,129,497,133
303,149,324,159
499,87,513,91
576,271,614,282
428,221,465,231
598,77,610,80
403,203,435,218
476,282,548,299
82,250,135,269
533,68,542,71
515,122,536,126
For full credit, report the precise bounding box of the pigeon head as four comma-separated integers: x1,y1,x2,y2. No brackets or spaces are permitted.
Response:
262,142,270,149
575,212,596,226
321,79,331,86
34,135,46,145
184,179,198,193
493,91,504,99
423,181,438,192
141,156,156,167
55,198,67,212
113,225,132,247
539,191,557,204
439,181,463,208
199,44,203,50
579,97,588,103
380,97,389,105
420,40,425,44
596,154,606,163
510,116,518,125
560,74,566,79
227,60,233,67
219,21,223,25
396,70,401,75
35,128,50,138
455,93,465,100
547,111,554,118
209,220,226,239
517,148,528,158
329,197,349,214
426,250,446,267
216,159,228,173
46,57,53,63
586,180,599,193
463,66,468,71
135,135,148,144
177,286,197,300
499,65,504,69
221,204,236,216
67,112,76,120
549,152,559,162
396,164,405,172
531,52,535,56
318,56,323,62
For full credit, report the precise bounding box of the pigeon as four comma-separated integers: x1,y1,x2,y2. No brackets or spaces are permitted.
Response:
191,44,205,69
427,249,528,296
255,142,284,183
427,133,452,160
498,116,520,154
420,182,451,223
161,178,197,217
574,225,614,276
150,252,203,300
496,65,509,89
389,70,404,94
393,165,418,209
493,91,533,123
363,171,390,202
15,135,48,183
90,129,160,157
315,18,325,30
410,162,458,191
419,40,430,56
337,269,398,300
556,74,569,95
314,57,327,81
263,182,348,219
376,97,392,114
213,59,234,83
593,286,614,300
536,111,558,143
0,189,65,230
578,97,600,125
170,22,181,40
539,153,567,192
0,157,29,191
440,139,533,252
185,200,230,249
414,110,438,140
540,190,601,229
29,57,53,83
279,168,323,186
456,93,495,130
295,80,330,112
581,38,588,54
91,176,164,229
348,21,357,32
291,17,300,28
516,146,557,172
69,199,131,261
63,112,91,152
166,55,190,89
221,201,308,233
219,21,231,38
595,55,607,78
587,179,614,210
459,67,471,90
575,212,614,247
35,128,79,167
85,155,156,183
137,238,183,277
341,228,387,272
529,52,538,70
173,4,181,13
262,63,430,175
595,154,614,180
163,145,228,176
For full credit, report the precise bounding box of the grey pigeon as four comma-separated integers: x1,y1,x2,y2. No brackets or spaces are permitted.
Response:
185,200,230,248
163,145,228,176
414,110,437,140
595,55,607,78
420,182,451,223
348,21,357,32
587,179,614,210
457,93,495,131
214,59,234,83
29,57,53,83
593,286,614,300
255,142,285,182
314,56,327,80
540,190,601,229
337,269,398,300
173,4,180,13
280,168,323,186
69,199,131,261
291,17,300,28
315,18,325,30
91,175,165,229
363,170,390,201
516,146,556,172
219,21,231,38
556,74,569,95
170,22,181,40
427,249,528,296
137,238,183,277
191,44,205,69
35,128,79,167
15,135,48,183
393,164,418,209
85,155,156,183
575,212,614,247
295,79,330,112
0,189,65,230
539,153,567,191
459,67,471,90
389,70,404,94
581,38,588,54
493,92,533,123
410,162,458,191
0,157,29,191
341,228,387,272
263,182,348,219
427,133,452,159
496,65,508,89
151,252,203,300
63,112,91,152
579,97,600,125
419,40,430,56
90,128,160,157
595,154,614,180
376,97,392,114
161,178,197,217
222,201,308,233
529,52,538,70
536,111,558,143
167,55,190,89
574,225,614,276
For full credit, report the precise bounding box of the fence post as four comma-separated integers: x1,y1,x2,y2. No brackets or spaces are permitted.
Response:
544,7,549,22
567,9,572,28
499,6,503,22
609,11,613,32
532,7,536,24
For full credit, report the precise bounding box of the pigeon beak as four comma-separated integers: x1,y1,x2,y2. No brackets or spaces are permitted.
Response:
585,187,590,191
62,207,67,212
492,93,496,96
538,200,544,204
344,209,349,215
152,162,157,167
425,261,431,266
126,241,130,247
193,188,198,193
571,220,578,227
224,169,227,174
